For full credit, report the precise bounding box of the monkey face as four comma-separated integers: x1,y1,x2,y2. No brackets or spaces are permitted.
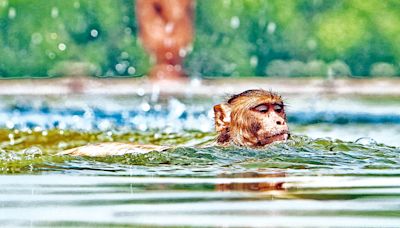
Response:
214,89,289,147
243,102,289,146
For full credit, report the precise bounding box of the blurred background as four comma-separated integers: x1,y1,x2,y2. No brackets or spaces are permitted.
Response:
1,2,400,227
1,0,399,78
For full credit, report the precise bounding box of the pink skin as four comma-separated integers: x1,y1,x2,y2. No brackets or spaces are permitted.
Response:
253,103,289,140
229,102,289,147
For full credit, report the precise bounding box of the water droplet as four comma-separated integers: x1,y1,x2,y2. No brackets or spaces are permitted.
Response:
124,27,132,35
230,16,240,29
136,88,145,96
120,51,129,59
165,52,173,60
58,43,67,51
51,7,59,18
127,66,136,75
115,63,126,74
31,33,43,45
48,52,56,59
5,120,14,129
99,120,112,131
190,78,202,87
58,142,67,148
138,123,148,131
267,22,276,34
8,7,16,19
166,64,174,72
355,137,377,145
154,133,161,139
140,102,151,112
24,147,42,156
179,48,187,58
174,65,182,72
151,85,160,102
154,104,162,111
168,98,186,118
33,126,42,132
90,29,98,38
83,108,94,119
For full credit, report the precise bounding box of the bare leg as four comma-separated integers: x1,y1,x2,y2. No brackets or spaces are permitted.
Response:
136,0,194,81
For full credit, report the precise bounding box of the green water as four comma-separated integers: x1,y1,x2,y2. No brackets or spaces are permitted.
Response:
1,129,399,175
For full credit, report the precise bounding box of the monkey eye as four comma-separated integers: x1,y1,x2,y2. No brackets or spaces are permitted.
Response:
274,104,283,113
253,104,269,113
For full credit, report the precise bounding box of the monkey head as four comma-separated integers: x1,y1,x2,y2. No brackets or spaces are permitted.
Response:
214,89,289,147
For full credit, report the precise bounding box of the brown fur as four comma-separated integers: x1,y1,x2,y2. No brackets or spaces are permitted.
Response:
217,128,231,144
214,89,289,148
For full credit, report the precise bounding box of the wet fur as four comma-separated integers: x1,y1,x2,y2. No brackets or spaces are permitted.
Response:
214,89,288,147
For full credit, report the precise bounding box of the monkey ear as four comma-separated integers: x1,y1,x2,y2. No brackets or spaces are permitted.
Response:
213,103,231,132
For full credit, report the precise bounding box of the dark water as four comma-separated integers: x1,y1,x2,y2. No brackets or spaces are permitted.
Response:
0,94,399,227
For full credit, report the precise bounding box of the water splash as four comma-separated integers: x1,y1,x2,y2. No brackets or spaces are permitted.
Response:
0,128,398,176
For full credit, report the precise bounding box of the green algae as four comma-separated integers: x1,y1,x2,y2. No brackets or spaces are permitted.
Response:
0,128,398,176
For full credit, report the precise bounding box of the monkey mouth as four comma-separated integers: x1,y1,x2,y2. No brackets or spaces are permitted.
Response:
258,131,289,146
268,131,289,141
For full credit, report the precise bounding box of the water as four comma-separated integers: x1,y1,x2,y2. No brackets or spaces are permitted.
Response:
0,94,399,227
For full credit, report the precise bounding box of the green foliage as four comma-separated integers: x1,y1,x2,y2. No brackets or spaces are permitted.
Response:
370,63,397,77
186,0,400,77
0,0,149,77
328,60,352,77
0,0,399,77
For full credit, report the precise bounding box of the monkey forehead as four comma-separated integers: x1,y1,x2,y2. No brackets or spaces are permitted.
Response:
227,89,283,106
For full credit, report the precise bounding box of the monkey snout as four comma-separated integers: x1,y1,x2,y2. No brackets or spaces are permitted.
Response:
273,116,286,126
274,118,289,133
263,113,288,132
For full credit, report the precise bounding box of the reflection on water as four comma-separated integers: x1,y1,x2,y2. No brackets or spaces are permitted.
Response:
0,94,399,227
216,172,286,192
1,174,400,227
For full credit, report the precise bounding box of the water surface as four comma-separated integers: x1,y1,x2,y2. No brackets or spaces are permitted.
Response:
0,94,399,227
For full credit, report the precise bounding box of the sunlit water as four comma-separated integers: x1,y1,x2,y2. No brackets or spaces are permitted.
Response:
0,94,399,227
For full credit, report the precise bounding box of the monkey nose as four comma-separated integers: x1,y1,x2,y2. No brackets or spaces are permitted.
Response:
276,120,286,125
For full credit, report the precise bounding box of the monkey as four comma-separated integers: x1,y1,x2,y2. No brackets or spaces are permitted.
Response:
59,89,289,157
214,89,289,147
